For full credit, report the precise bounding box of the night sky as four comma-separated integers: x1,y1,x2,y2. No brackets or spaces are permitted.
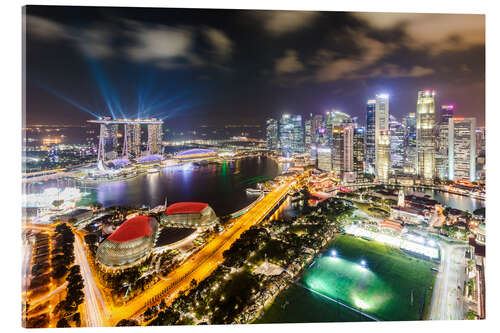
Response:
25,6,485,129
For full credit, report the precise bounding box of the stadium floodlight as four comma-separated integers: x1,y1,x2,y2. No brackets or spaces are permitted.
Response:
331,250,337,257
360,260,367,266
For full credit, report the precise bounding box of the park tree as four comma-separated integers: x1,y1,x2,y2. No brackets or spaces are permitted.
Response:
56,318,70,328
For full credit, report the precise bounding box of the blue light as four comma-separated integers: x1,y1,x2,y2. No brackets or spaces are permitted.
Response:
37,84,102,119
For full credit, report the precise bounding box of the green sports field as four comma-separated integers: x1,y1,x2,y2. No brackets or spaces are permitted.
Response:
303,235,436,321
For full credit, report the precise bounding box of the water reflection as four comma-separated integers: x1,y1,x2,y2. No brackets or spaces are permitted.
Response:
92,156,279,216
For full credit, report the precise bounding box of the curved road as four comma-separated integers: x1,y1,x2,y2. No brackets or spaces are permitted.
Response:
429,241,467,320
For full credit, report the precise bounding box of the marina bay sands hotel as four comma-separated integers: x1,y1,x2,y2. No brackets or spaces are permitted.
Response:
88,117,163,164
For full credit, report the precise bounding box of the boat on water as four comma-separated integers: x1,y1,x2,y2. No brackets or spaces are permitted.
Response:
246,188,262,196
147,167,160,174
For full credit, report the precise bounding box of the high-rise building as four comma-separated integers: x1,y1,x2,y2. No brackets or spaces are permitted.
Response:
291,115,304,154
389,116,405,170
365,100,376,169
376,129,391,182
126,123,141,159
279,114,293,154
448,117,476,181
440,105,454,124
265,118,278,150
436,105,455,179
317,146,333,171
403,112,417,174
312,114,323,144
476,127,485,156
279,114,304,155
332,126,345,178
147,123,163,155
343,126,355,182
305,118,312,147
416,90,436,181
102,124,119,160
475,126,486,182
367,94,390,177
353,127,365,181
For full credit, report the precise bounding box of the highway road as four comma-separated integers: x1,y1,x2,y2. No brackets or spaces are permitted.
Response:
74,233,109,327
22,236,32,300
429,241,467,320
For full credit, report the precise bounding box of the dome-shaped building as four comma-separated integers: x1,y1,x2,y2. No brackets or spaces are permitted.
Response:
97,216,158,268
173,149,217,160
163,202,218,228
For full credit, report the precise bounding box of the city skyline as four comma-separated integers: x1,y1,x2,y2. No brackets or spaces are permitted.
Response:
25,7,485,127
21,5,487,329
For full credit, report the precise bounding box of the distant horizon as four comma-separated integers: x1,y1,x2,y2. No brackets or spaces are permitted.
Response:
25,6,485,127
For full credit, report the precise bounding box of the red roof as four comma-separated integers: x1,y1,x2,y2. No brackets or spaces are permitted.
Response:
166,202,208,215
379,220,403,233
107,216,153,243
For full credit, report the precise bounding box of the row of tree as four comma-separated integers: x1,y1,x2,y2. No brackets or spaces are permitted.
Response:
55,265,84,327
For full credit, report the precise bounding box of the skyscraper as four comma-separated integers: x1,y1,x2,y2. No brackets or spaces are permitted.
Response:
440,104,454,124
332,125,345,178
343,125,355,182
147,123,163,155
367,94,390,178
436,105,455,179
279,114,293,154
312,114,323,144
102,123,119,160
403,112,417,174
279,114,304,155
365,99,376,169
353,127,365,181
317,147,333,171
389,115,404,170
265,118,278,150
448,117,476,181
291,115,304,154
376,129,391,182
305,118,312,147
416,90,436,181
126,123,141,159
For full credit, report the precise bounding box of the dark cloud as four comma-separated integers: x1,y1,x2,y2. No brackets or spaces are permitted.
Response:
24,6,485,128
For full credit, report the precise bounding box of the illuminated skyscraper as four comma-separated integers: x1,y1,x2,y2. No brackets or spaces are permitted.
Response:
343,125,356,182
389,115,404,170
365,100,376,168
448,117,476,181
440,104,454,124
101,123,119,160
376,129,391,182
265,118,278,150
403,112,417,174
312,114,323,144
279,114,304,155
317,146,333,171
332,126,345,177
436,105,454,178
147,122,163,155
367,94,389,177
291,115,305,154
353,127,365,181
305,118,312,147
416,90,436,181
125,123,141,159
